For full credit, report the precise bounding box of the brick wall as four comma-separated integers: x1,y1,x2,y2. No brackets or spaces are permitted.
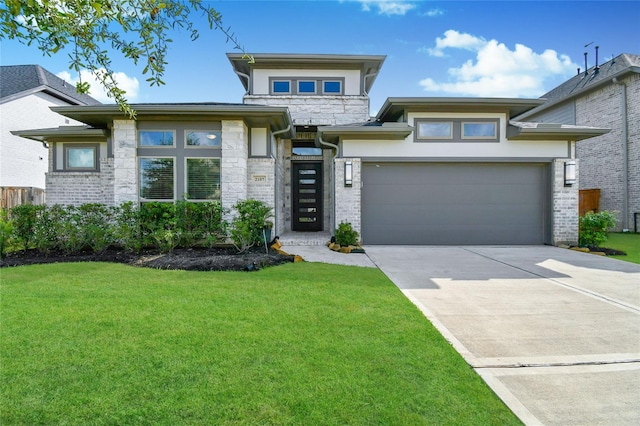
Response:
247,157,276,209
576,73,639,230
221,120,248,218
46,158,115,206
552,159,579,245
244,95,370,125
334,158,361,240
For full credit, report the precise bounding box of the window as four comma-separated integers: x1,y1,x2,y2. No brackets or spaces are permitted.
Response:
185,158,221,201
298,81,316,94
414,118,500,142
292,141,322,156
139,130,174,146
140,158,174,200
186,131,221,147
323,80,341,94
462,122,497,139
416,121,453,140
272,80,291,94
64,144,98,171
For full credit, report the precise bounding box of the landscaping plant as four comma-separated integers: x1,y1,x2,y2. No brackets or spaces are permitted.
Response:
579,210,618,247
230,199,273,252
335,221,359,246
0,209,13,258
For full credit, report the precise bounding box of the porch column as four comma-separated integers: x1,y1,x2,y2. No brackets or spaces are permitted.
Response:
552,158,580,246
112,119,138,205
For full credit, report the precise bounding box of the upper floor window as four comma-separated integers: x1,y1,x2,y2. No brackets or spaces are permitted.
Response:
269,77,345,95
323,80,342,94
139,130,174,146
272,80,291,94
298,81,316,94
415,118,499,142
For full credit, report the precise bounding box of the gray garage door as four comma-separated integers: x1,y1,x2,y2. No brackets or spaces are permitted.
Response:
361,162,549,245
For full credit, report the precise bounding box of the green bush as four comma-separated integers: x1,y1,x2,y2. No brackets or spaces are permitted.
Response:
9,204,43,251
33,204,67,254
231,199,273,251
0,209,14,259
335,222,359,247
113,202,143,253
579,210,618,247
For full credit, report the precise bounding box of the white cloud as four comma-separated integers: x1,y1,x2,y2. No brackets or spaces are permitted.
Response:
350,1,416,16
418,30,577,97
423,8,444,17
56,69,140,103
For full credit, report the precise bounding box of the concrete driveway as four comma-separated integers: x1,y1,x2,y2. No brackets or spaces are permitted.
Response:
365,246,640,426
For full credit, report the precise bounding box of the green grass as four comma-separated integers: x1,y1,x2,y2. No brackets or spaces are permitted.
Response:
1,262,520,425
606,232,640,264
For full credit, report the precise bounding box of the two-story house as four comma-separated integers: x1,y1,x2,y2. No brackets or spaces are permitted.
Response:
14,53,609,245
516,53,639,232
0,65,100,207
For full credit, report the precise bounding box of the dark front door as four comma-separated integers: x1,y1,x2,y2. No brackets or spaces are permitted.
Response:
292,162,323,231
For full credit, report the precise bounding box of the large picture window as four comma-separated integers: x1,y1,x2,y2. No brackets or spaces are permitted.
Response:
140,158,174,200
186,159,221,201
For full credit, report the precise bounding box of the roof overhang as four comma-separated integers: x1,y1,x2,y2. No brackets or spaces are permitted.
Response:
227,53,386,93
377,97,546,121
11,126,108,143
507,121,610,141
317,122,413,145
50,104,295,138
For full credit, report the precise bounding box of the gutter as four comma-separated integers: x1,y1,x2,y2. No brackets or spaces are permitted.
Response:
318,133,340,233
233,70,251,95
363,71,378,95
612,77,630,231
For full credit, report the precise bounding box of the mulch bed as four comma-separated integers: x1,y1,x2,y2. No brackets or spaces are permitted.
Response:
0,246,296,272
583,246,627,256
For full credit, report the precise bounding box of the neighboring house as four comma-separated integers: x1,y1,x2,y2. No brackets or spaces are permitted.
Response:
14,53,609,245
0,65,101,207
516,53,639,232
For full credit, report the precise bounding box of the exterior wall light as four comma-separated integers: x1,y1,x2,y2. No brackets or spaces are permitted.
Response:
564,160,576,186
344,160,353,187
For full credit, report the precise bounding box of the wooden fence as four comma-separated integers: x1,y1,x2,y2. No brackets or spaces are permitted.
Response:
1,187,46,209
579,188,600,216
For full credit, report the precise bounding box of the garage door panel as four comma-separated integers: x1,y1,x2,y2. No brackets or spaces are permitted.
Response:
362,163,548,245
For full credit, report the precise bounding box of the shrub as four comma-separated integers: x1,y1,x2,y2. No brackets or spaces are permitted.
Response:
113,202,143,253
231,199,273,251
579,210,618,247
9,204,43,251
33,204,66,254
0,209,14,259
335,222,359,247
139,202,176,249
78,203,115,254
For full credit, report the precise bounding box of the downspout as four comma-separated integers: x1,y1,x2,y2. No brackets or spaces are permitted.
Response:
270,125,292,236
234,70,251,95
318,133,339,233
363,71,378,96
612,77,629,231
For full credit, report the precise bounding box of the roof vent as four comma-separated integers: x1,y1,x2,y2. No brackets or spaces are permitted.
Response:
595,45,600,72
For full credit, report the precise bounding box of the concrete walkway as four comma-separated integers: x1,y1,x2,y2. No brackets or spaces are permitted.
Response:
285,243,640,425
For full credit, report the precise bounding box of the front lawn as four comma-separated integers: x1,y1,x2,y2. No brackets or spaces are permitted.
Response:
1,262,520,425
606,232,640,264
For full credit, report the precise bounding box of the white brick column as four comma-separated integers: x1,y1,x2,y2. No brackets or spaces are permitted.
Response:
552,159,579,245
112,119,138,205
334,157,361,240
221,120,248,216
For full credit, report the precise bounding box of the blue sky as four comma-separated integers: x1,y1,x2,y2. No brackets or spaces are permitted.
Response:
1,0,638,114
